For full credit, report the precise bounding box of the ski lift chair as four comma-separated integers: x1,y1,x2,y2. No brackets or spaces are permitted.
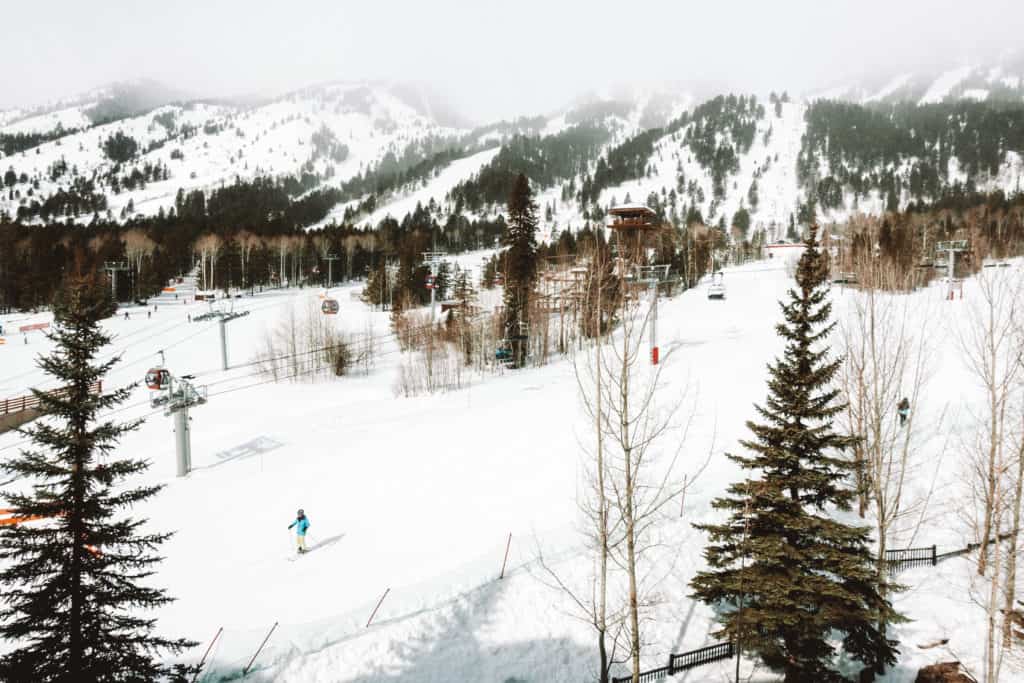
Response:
707,272,726,300
495,340,513,364
145,368,171,391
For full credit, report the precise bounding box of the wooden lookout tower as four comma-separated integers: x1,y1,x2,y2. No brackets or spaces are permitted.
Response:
607,204,663,264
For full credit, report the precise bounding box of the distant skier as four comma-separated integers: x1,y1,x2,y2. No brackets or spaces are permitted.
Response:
124,311,129,320
288,509,310,553
897,397,910,426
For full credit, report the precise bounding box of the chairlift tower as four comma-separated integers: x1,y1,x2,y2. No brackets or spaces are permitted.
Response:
936,240,968,300
217,310,251,370
148,363,207,477
421,250,447,323
103,261,129,303
323,254,340,288
636,265,670,365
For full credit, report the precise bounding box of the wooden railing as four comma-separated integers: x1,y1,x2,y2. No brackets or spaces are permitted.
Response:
1,381,102,416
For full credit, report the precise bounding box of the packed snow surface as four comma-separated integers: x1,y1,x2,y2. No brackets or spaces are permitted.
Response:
2,260,1023,681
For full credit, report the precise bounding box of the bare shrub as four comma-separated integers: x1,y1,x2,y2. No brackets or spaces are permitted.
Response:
254,300,368,381
393,338,466,397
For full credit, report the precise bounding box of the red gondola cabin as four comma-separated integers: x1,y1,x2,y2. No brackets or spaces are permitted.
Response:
145,368,171,390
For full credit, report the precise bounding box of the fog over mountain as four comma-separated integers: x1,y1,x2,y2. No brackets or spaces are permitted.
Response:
3,0,1023,122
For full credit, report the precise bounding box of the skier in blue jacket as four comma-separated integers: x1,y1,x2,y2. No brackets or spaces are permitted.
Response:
288,509,310,553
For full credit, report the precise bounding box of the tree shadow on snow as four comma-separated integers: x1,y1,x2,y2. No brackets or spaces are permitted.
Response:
336,578,596,683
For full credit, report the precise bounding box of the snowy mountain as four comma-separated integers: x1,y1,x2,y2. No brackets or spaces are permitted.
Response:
2,58,1024,240
808,52,1024,106
0,81,475,223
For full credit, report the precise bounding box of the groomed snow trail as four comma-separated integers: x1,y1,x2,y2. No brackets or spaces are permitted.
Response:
2,260,1022,682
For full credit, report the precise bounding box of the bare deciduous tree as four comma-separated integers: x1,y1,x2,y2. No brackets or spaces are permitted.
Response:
592,273,700,682
194,233,223,291
236,231,261,292
838,261,943,668
122,229,155,300
960,269,1021,576
959,268,1022,682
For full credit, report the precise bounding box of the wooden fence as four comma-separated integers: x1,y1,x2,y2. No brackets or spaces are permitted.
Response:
1,381,102,416
612,641,734,683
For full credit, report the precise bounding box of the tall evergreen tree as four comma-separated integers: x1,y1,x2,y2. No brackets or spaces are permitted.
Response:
502,173,538,368
690,226,899,683
0,271,195,681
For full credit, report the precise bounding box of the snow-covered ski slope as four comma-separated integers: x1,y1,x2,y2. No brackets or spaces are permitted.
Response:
0,83,467,221
4,67,1024,243
313,146,503,229
3,259,1023,681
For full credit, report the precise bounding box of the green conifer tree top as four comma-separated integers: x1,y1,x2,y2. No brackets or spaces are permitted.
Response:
0,272,195,681
690,225,900,682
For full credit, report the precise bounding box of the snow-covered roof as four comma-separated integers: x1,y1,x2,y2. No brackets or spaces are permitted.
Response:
608,203,655,215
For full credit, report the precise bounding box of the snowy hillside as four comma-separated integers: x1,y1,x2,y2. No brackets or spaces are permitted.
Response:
0,82,473,223
2,64,1023,244
809,53,1024,105
2,258,1022,681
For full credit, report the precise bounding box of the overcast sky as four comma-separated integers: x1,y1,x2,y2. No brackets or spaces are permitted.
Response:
3,0,1022,122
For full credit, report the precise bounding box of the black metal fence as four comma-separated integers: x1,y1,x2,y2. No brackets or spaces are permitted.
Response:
669,641,734,671
609,536,1013,682
612,641,734,683
883,544,936,573
885,533,1016,575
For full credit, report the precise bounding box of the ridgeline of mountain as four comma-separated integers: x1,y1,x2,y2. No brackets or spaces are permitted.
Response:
0,55,1022,239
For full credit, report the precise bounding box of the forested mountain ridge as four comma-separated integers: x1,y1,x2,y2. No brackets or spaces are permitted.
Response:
1,58,1023,246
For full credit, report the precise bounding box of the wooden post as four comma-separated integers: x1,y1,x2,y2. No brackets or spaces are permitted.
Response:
242,621,278,676
191,626,223,683
366,588,390,628
499,532,512,579
932,544,937,566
